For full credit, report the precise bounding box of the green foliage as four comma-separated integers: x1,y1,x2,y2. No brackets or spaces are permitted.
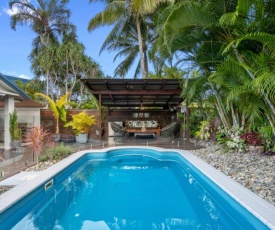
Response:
88,0,161,78
258,125,275,150
40,143,72,162
35,92,70,134
195,120,212,140
9,110,22,141
216,126,246,153
65,111,97,134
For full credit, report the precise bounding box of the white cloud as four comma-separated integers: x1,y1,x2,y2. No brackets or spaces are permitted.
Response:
1,71,32,79
1,70,17,76
19,74,32,79
3,0,32,16
4,7,19,16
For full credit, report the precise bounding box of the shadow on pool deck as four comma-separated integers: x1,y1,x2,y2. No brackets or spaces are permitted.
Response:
0,136,204,180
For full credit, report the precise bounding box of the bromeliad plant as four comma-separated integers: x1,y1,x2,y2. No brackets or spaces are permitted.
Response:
240,131,264,146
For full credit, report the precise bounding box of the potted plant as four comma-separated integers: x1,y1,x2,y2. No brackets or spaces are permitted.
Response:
65,111,96,143
9,109,22,148
240,131,265,154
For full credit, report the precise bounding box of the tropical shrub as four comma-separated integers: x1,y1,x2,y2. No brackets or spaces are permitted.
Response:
65,111,96,134
240,131,264,146
9,110,22,141
216,125,245,153
195,120,214,140
40,143,72,162
35,92,70,134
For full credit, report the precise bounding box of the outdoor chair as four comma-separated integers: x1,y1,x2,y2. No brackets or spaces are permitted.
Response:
110,122,126,137
160,122,181,138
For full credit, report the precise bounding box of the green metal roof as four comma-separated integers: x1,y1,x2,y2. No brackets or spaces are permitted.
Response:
0,73,30,101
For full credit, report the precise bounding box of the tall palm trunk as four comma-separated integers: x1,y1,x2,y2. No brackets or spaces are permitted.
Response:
45,70,50,108
135,15,147,78
209,83,232,129
56,117,60,134
230,103,239,126
144,50,149,74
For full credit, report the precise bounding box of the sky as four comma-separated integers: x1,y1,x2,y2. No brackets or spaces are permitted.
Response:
0,0,127,79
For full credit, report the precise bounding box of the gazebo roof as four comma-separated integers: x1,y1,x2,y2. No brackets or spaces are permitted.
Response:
82,79,183,109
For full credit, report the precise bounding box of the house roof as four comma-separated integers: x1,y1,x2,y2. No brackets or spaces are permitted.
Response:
0,73,30,102
82,79,183,109
0,100,43,108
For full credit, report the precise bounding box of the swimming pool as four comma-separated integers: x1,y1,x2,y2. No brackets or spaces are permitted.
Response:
0,147,274,229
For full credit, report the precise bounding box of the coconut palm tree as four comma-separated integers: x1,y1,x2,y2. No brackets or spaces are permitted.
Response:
88,0,173,78
100,15,154,78
9,0,72,46
9,0,74,96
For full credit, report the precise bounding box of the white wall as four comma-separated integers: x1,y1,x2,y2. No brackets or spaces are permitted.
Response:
0,108,40,142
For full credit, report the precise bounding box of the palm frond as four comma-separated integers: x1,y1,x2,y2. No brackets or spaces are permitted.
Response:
88,1,124,31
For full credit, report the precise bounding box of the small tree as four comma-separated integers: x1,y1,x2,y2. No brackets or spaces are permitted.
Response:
35,92,70,134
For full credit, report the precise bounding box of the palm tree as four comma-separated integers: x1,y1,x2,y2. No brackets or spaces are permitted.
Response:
14,79,38,100
9,0,74,96
219,0,275,127
152,0,275,132
10,0,72,46
88,0,172,78
100,15,154,78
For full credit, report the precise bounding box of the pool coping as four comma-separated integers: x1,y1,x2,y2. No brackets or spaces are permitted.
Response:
0,146,274,228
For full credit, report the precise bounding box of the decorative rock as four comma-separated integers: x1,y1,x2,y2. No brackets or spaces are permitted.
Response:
190,145,275,206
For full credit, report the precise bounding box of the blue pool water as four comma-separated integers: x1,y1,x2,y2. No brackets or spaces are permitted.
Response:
0,148,269,229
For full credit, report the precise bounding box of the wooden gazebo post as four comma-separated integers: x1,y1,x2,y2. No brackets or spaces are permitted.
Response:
185,105,190,142
98,94,102,141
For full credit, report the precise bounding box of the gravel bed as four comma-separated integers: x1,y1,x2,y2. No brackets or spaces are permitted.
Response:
189,145,275,206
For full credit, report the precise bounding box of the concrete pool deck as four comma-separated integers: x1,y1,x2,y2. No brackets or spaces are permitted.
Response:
0,146,275,229
0,171,42,186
